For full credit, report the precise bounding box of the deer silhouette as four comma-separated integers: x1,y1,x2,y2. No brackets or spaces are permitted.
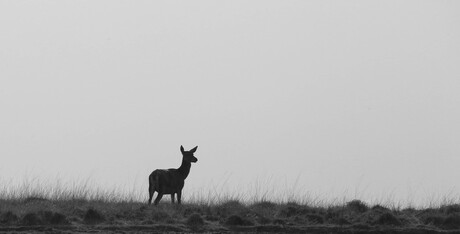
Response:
148,145,198,205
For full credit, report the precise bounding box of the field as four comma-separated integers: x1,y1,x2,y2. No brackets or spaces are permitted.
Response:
1,180,460,233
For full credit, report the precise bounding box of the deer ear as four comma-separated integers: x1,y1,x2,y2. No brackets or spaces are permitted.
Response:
180,145,185,153
190,146,198,153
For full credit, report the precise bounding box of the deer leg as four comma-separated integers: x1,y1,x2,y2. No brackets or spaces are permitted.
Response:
154,192,163,205
171,193,175,204
177,191,182,204
148,184,154,205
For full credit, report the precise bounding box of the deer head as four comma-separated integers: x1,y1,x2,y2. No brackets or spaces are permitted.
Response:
180,145,198,163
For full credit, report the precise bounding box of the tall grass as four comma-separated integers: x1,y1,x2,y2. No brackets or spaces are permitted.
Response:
1,176,460,233
1,176,459,209
0,177,142,202
0,175,341,206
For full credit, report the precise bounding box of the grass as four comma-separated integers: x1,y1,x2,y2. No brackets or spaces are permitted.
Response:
0,179,460,233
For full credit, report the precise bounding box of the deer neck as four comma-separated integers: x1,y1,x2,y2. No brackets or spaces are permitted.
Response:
178,159,191,179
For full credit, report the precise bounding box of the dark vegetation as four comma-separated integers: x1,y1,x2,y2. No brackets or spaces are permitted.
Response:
1,198,460,233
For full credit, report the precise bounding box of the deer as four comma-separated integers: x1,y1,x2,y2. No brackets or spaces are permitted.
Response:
148,145,198,205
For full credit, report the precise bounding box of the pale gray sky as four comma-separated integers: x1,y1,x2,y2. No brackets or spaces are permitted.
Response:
1,1,460,204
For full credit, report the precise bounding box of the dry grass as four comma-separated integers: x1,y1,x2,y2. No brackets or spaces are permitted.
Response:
0,179,460,233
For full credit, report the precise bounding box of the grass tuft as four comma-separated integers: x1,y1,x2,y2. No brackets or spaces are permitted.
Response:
84,208,105,224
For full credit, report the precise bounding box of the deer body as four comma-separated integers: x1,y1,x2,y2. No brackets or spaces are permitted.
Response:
148,146,198,205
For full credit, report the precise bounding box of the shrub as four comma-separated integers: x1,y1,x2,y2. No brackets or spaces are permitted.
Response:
40,211,54,222
39,211,68,225
278,206,299,218
84,208,105,224
224,215,253,226
215,200,247,217
49,212,69,225
346,200,369,213
22,212,42,226
373,212,402,226
371,205,390,212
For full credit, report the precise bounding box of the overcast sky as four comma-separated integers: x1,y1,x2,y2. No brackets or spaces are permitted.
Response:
1,1,459,204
